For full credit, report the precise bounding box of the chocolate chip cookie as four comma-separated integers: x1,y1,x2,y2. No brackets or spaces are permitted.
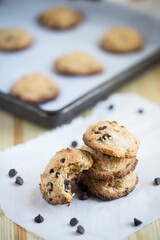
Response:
10,73,59,103
39,7,82,30
100,27,143,53
40,148,93,205
0,28,32,51
80,171,138,200
81,145,138,180
83,121,140,158
54,52,103,75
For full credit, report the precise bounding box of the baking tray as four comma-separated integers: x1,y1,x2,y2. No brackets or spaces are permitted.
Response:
0,0,160,127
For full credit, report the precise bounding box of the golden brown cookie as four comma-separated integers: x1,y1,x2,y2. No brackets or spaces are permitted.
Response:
80,171,138,200
81,145,138,180
54,52,103,75
100,27,143,53
83,121,140,158
39,7,82,30
0,28,32,51
10,73,59,103
40,148,93,205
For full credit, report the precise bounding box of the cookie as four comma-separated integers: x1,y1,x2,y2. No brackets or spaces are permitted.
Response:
39,7,82,30
83,121,140,158
100,27,143,53
80,171,138,200
0,28,32,51
10,73,59,103
54,52,103,75
81,145,138,180
40,148,93,205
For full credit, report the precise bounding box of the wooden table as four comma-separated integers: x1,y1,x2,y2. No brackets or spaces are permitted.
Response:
0,61,160,240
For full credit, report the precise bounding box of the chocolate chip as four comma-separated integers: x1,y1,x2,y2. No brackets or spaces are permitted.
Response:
34,214,44,223
79,192,89,200
46,182,53,192
64,179,70,191
154,178,160,185
134,218,142,226
70,217,79,226
77,225,85,234
97,137,103,142
60,158,65,163
98,126,107,130
71,141,78,148
102,133,111,140
94,131,101,134
77,182,88,192
108,104,114,110
55,171,60,178
138,109,144,114
49,198,52,201
15,176,23,185
49,168,54,174
8,169,17,177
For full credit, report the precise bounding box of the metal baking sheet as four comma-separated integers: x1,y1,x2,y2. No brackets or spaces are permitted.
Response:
0,0,160,126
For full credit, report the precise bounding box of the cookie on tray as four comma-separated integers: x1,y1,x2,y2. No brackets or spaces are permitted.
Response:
10,73,59,103
100,27,143,53
0,28,32,51
39,7,82,30
40,148,93,205
83,121,140,158
54,52,103,75
80,171,138,200
81,145,138,180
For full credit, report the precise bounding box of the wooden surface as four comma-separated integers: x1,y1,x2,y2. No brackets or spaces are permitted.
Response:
0,62,160,240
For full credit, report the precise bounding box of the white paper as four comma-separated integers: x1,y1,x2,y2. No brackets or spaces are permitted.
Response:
0,0,160,111
0,93,160,240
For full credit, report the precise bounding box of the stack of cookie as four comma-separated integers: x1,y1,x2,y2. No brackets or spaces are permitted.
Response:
80,121,139,200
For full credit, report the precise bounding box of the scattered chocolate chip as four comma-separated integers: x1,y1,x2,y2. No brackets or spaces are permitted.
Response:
77,182,88,192
46,182,53,192
102,133,111,140
79,192,89,200
108,104,114,110
138,109,144,114
70,217,79,226
97,137,103,142
60,158,65,163
98,126,107,130
71,141,78,148
64,179,70,191
15,176,23,185
134,218,142,226
34,214,44,223
55,171,60,178
77,225,85,234
94,131,101,134
8,169,17,178
49,168,54,174
154,178,160,185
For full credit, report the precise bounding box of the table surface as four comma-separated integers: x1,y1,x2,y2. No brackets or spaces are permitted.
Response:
0,61,160,240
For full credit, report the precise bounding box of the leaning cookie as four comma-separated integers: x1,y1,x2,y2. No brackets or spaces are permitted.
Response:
80,171,138,200
39,7,82,30
10,73,59,103
0,28,32,51
100,27,143,53
81,145,138,180
83,121,140,158
40,148,93,205
54,52,103,75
